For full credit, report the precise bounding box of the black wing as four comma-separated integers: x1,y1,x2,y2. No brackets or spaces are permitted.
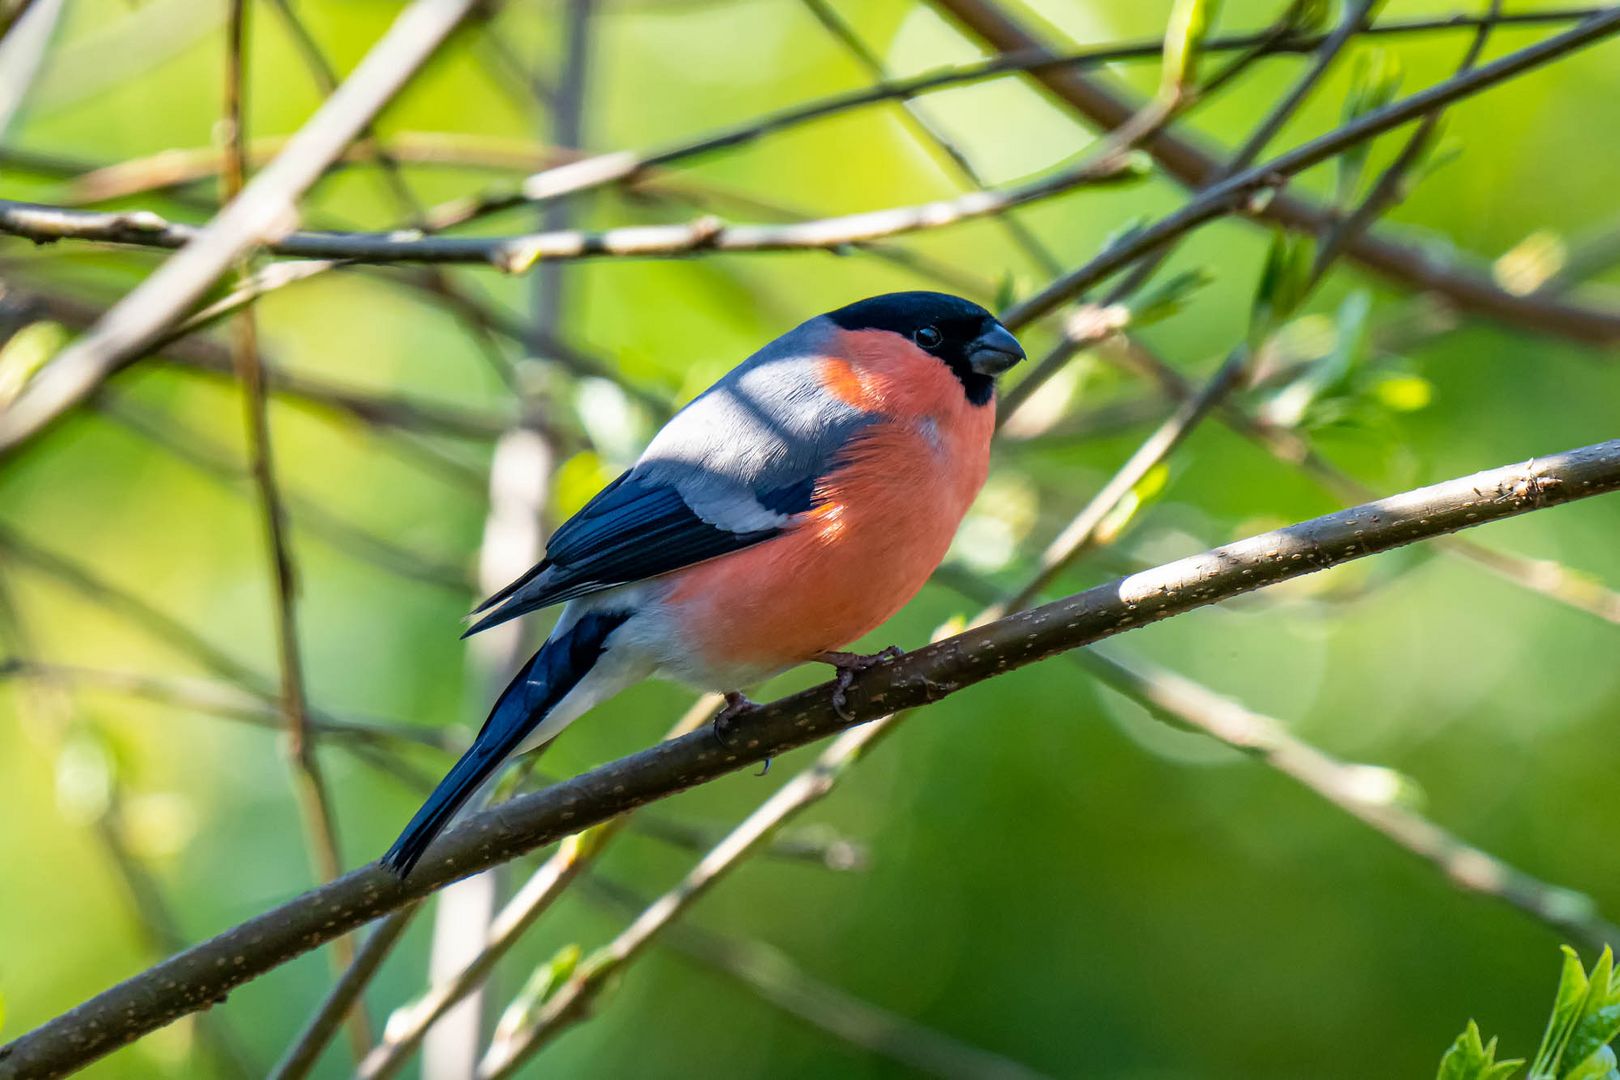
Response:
463,469,808,637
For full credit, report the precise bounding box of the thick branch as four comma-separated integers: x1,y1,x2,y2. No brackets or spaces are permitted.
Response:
3,439,1617,1079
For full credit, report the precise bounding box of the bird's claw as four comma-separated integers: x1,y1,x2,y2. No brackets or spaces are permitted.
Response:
712,690,759,751
816,646,905,721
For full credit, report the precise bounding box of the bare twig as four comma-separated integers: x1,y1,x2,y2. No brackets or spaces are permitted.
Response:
358,696,718,1080
630,814,868,872
999,0,1375,416
0,0,61,140
1078,646,1620,951
95,391,472,593
992,9,1620,332
443,441,1620,1075
0,149,1144,269
269,905,423,1080
425,9,591,1072
0,659,459,751
477,712,887,1075
0,0,484,455
997,0,1387,610
796,0,1062,277
938,0,1620,347
221,7,357,1051
427,7,1609,227
7,12,1604,297
0,281,513,437
1004,349,1249,614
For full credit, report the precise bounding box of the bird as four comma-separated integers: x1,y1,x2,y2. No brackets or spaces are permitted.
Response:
381,291,1025,876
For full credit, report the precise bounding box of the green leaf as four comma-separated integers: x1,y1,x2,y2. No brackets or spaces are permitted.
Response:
492,944,583,1043
1337,47,1404,205
1095,462,1173,545
1371,373,1434,413
1438,1020,1523,1080
1160,0,1221,100
1130,268,1213,327
0,320,66,408
1532,948,1599,1078
993,271,1021,315
1261,289,1370,428
1556,950,1620,1078
1250,230,1317,344
1563,1044,1619,1080
1278,0,1331,35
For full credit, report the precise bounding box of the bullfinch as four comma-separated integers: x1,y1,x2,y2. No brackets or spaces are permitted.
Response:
382,291,1025,875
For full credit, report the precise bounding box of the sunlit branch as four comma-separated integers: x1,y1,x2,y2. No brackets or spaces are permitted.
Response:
0,439,1582,1079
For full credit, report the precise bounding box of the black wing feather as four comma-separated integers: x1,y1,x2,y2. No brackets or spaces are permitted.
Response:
464,470,805,637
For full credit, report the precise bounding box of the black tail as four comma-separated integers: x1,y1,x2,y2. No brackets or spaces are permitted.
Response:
380,610,628,877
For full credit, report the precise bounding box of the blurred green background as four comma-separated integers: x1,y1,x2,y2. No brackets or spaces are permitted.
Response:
2,0,1619,1076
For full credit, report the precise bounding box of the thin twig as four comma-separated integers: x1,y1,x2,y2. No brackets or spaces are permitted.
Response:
477,713,887,1075
1003,0,1375,417
991,9,1620,331
1122,333,1620,626
270,905,423,1080
222,4,360,1049
0,658,460,751
95,391,472,594
0,280,514,437
0,149,1145,269
426,8,1608,227
425,7,591,1072
0,0,485,455
459,440,1620,1073
359,695,717,1080
935,0,1620,346
1078,646,1620,951
795,0,1063,278
1003,348,1250,614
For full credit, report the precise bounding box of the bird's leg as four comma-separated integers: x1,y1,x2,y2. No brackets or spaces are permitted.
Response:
813,646,906,721
711,690,760,751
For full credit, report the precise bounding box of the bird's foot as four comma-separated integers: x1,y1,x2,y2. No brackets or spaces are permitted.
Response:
814,646,905,721
711,690,760,751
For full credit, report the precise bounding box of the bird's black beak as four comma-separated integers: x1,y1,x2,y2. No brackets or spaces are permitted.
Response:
967,322,1025,376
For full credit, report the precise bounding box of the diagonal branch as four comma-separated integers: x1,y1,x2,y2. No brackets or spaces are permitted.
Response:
935,0,1620,347
3,438,1617,1079
995,7,1620,331
1080,646,1620,952
0,0,484,456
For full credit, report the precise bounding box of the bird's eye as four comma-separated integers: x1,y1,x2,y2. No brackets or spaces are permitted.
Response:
914,326,942,349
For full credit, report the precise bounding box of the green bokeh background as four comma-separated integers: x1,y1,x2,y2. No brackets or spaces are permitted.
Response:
2,0,1619,1076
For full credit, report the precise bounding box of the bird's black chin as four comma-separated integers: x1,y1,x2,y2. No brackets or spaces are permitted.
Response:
950,366,997,406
